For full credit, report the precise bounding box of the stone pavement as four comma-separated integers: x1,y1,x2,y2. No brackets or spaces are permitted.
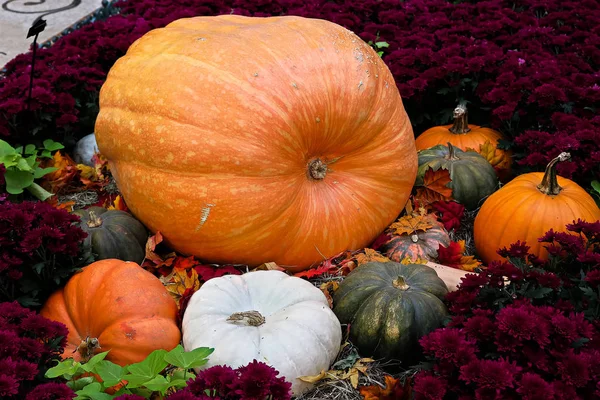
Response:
1,0,104,69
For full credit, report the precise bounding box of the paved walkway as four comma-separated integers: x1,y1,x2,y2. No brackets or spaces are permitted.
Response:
1,0,104,68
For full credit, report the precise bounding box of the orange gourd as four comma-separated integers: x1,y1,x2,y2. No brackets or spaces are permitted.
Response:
473,153,600,264
40,259,180,366
415,103,511,180
95,15,417,272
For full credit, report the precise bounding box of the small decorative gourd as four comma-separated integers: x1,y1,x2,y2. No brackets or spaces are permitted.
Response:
383,223,451,263
73,206,147,264
474,152,600,263
333,262,448,362
182,270,342,395
417,143,498,210
40,259,181,366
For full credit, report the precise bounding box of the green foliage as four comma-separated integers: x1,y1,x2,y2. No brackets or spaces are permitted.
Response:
367,33,390,57
591,180,600,207
45,345,214,399
0,138,63,200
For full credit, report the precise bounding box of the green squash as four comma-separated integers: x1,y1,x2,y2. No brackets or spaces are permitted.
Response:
73,206,148,264
333,262,448,361
417,142,498,210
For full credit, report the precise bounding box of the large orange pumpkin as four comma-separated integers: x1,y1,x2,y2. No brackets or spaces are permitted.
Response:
40,259,180,366
415,103,511,180
95,15,417,272
473,153,600,264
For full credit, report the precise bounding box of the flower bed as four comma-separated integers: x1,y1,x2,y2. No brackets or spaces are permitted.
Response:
1,0,600,399
0,0,599,184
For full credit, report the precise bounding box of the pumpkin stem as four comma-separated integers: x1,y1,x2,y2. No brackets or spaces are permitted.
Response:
446,142,460,160
86,210,103,228
448,102,471,134
537,152,570,196
392,276,410,290
227,310,266,326
307,158,328,180
75,336,101,362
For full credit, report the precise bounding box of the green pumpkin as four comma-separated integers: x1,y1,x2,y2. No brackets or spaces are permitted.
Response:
73,206,148,264
333,262,448,362
417,143,498,210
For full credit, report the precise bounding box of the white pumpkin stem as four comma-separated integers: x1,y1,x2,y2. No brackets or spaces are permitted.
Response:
449,102,471,134
392,276,410,290
227,310,266,326
74,336,101,362
86,210,103,228
537,152,570,196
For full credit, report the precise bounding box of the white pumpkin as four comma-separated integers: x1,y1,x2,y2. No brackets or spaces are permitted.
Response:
73,133,99,166
182,270,342,395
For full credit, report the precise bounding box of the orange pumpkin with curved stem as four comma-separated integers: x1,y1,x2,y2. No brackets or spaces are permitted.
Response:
95,15,417,272
473,153,600,264
40,259,180,366
415,103,512,180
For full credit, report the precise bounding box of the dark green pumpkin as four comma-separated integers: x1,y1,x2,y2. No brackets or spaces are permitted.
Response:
333,262,448,361
417,143,498,210
74,206,148,264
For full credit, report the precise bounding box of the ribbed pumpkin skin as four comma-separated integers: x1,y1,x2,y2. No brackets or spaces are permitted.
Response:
40,260,181,366
383,225,450,262
73,207,148,264
417,145,498,210
94,15,417,272
333,262,448,361
474,173,600,264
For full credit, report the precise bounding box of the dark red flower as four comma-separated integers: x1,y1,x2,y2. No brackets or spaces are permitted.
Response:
413,373,447,400
24,382,75,400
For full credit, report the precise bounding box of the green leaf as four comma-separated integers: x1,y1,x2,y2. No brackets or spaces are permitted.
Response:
0,140,16,157
332,347,361,370
25,182,54,201
0,153,20,168
33,166,57,179
43,139,65,151
4,169,34,194
95,361,125,387
16,157,33,172
168,378,188,389
591,180,600,194
24,144,36,155
25,155,37,169
81,351,110,372
70,376,95,391
142,375,171,393
123,349,168,388
45,359,82,378
164,345,214,369
526,287,554,299
374,41,389,48
75,382,113,400
40,149,52,158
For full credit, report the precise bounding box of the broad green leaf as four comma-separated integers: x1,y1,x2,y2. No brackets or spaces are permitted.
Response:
126,349,168,378
5,169,34,194
75,381,113,400
70,376,95,391
40,149,52,158
164,345,214,369
122,373,153,389
25,182,54,201
0,153,20,167
168,379,188,389
591,180,600,194
33,166,57,178
375,41,389,48
0,140,16,157
16,157,32,171
46,359,82,378
142,375,171,393
95,361,125,387
24,144,36,155
43,139,65,151
25,154,37,169
81,351,110,372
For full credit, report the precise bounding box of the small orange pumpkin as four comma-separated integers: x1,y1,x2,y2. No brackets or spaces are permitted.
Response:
415,103,511,180
473,153,600,264
40,259,181,366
